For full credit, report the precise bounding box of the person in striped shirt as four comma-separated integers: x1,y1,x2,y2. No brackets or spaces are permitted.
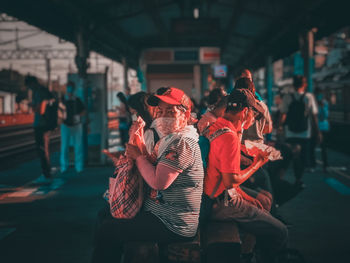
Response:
91,87,204,263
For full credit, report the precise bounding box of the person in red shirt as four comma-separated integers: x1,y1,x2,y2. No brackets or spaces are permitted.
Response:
204,89,288,263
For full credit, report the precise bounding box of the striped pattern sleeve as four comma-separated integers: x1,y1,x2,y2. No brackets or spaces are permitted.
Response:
158,137,194,173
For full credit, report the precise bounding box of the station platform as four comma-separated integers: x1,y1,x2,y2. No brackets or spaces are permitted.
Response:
0,148,349,263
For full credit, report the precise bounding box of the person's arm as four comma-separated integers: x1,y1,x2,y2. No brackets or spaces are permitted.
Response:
135,156,179,190
262,107,273,134
31,93,42,114
235,187,264,210
216,133,268,188
309,94,322,143
279,113,287,128
311,113,322,143
221,152,268,188
278,94,290,129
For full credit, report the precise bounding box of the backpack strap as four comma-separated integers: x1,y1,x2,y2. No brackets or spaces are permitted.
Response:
207,127,233,142
292,92,306,101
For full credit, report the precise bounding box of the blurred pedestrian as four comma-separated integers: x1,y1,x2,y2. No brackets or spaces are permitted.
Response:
25,75,54,182
59,81,85,173
279,75,321,186
316,90,330,172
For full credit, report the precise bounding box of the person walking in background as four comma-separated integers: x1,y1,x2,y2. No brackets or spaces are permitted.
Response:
316,89,330,172
25,75,54,182
59,81,85,174
279,75,321,187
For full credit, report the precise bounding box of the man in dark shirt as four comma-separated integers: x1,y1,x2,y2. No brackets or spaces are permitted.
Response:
25,75,53,182
59,81,85,173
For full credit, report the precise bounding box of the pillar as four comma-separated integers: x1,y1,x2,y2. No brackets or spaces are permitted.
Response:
74,25,90,165
300,28,316,93
200,64,209,96
265,55,273,110
122,58,128,93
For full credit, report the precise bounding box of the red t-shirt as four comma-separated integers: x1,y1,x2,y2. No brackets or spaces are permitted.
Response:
204,117,241,198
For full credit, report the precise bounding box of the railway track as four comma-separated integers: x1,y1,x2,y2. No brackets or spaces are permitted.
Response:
0,125,60,169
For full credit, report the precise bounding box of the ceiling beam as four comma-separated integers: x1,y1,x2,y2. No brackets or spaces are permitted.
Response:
241,7,285,22
221,0,243,53
0,49,75,60
144,0,169,43
234,0,328,70
94,1,174,27
57,0,140,65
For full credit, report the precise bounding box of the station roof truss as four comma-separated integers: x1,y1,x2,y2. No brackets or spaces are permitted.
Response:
0,49,76,60
1,0,349,71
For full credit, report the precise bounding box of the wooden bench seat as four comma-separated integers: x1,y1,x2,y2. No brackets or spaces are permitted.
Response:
122,221,241,263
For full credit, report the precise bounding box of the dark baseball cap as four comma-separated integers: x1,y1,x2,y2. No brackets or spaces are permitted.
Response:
227,89,264,115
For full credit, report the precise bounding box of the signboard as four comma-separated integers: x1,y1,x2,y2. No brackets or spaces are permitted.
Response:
143,50,172,63
200,47,220,64
143,47,221,64
174,50,198,62
213,65,227,78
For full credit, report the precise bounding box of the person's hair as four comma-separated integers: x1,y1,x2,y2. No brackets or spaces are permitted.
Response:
128,92,153,129
234,77,255,94
216,96,228,109
156,87,169,95
293,75,307,89
236,68,251,79
117,92,130,112
66,81,76,89
24,75,38,86
208,88,226,106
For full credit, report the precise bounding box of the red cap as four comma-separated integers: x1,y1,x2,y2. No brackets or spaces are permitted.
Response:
148,87,191,110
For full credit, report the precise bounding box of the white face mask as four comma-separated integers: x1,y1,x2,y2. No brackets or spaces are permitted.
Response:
153,117,184,137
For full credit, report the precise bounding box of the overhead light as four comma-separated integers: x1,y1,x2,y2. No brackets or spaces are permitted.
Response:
193,8,199,19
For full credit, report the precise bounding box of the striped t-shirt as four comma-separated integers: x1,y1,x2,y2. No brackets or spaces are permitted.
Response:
144,136,204,237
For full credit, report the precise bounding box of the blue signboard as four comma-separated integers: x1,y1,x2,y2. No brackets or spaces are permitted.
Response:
214,65,227,78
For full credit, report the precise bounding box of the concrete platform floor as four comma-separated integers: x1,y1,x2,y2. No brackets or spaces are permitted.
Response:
0,148,349,263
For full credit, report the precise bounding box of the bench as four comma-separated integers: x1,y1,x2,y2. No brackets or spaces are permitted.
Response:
122,221,241,263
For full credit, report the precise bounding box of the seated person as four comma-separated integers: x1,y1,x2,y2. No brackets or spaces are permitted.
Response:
197,88,227,135
204,89,288,263
91,87,204,263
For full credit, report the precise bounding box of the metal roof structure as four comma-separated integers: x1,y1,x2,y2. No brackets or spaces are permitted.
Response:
2,0,349,70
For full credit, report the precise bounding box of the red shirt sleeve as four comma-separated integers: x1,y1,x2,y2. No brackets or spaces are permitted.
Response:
215,132,241,174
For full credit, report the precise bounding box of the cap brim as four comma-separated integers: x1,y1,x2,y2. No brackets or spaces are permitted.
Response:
147,94,182,106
